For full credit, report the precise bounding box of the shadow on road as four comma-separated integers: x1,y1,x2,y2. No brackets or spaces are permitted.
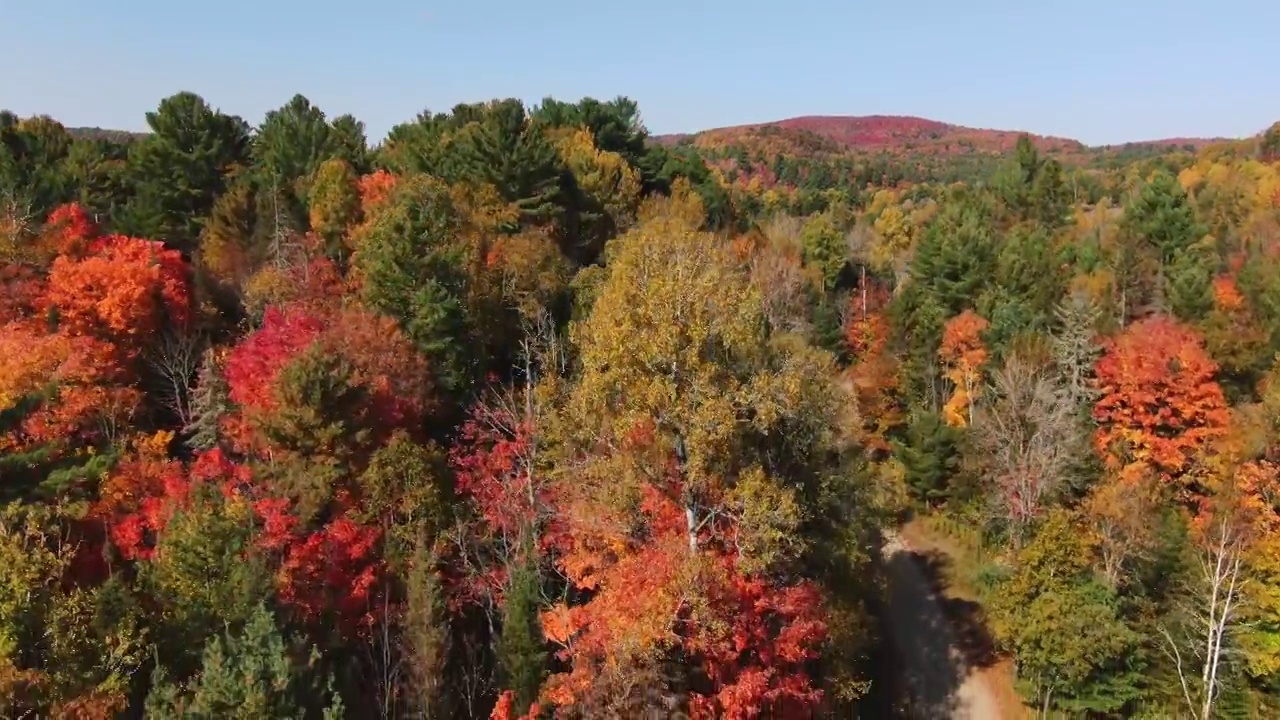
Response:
880,538,1002,719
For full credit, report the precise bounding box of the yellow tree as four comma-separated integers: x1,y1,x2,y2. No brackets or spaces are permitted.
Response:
307,158,361,256
554,128,641,262
541,205,870,712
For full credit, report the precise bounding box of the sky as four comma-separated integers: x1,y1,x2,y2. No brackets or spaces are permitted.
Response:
3,0,1277,146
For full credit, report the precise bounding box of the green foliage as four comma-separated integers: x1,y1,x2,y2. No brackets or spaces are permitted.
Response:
257,345,371,521
142,485,274,677
1123,169,1204,267
357,433,446,568
118,92,250,251
184,353,231,452
800,212,847,292
990,511,1143,714
146,603,345,719
496,558,547,710
454,99,565,230
893,411,959,506
253,95,340,208
354,175,472,394
0,505,146,716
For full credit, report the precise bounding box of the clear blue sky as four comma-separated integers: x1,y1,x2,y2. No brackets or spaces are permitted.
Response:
4,0,1277,146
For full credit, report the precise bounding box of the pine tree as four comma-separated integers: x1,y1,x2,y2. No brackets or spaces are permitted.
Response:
496,557,548,711
454,99,565,230
119,92,250,252
354,175,472,395
1051,293,1103,413
893,411,960,506
145,603,345,719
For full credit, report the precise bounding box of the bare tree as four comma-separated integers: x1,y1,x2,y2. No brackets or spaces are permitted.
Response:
145,329,207,428
1161,506,1248,720
753,214,813,336
0,190,35,263
973,353,1084,545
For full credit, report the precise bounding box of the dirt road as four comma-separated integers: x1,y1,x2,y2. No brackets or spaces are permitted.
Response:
880,530,1006,719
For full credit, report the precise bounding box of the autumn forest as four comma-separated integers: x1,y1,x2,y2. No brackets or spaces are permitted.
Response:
2,93,1280,718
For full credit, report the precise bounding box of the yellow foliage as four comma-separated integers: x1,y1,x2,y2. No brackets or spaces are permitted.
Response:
556,128,642,237
638,176,705,231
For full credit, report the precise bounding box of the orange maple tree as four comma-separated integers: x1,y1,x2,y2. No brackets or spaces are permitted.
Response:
939,309,989,427
1093,315,1230,486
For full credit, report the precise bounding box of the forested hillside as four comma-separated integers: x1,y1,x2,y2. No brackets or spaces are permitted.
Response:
1,93,1279,718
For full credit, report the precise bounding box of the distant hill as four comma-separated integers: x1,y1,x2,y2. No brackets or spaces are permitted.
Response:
652,114,1227,157
66,127,148,143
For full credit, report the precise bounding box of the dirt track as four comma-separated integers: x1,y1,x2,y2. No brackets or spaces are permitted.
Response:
880,530,1005,719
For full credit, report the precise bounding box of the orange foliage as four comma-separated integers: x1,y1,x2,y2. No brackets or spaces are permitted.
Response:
939,310,989,427
358,170,398,216
844,285,903,451
0,322,135,451
45,235,191,346
1093,315,1230,484
1213,276,1246,313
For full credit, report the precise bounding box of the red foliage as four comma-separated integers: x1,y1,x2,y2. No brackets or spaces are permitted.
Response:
0,264,46,323
450,405,539,540
254,496,383,635
104,448,249,561
224,304,326,415
663,115,1087,156
0,326,136,451
1093,316,1230,483
688,568,827,719
42,203,98,258
223,303,431,453
536,443,826,716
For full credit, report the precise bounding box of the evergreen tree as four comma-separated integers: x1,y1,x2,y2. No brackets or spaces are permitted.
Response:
353,175,472,395
145,603,345,719
253,94,338,203
893,411,960,506
496,557,548,711
454,99,565,230
1122,169,1206,308
328,114,371,174
184,352,231,452
119,92,251,251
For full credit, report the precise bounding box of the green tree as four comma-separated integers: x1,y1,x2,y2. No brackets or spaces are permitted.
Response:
353,175,472,394
496,558,547,710
800,212,847,292
990,511,1143,714
145,603,345,719
307,158,361,259
253,94,338,205
119,92,251,251
328,114,370,174
1123,169,1207,312
454,99,565,230
142,485,274,677
893,411,960,506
